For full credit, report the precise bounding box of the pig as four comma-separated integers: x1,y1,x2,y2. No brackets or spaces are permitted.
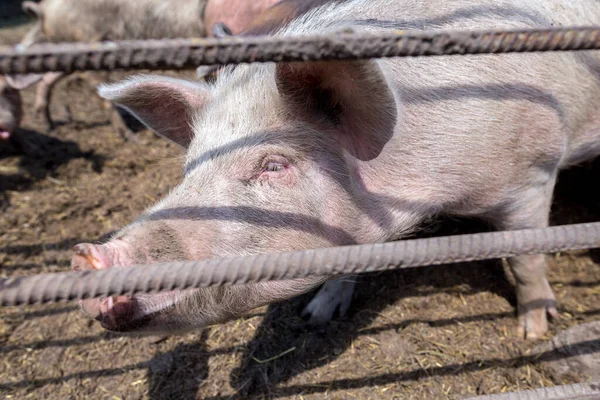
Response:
239,0,350,36
20,0,207,44
0,76,23,142
1,73,63,143
72,0,600,340
18,0,277,138
2,71,65,133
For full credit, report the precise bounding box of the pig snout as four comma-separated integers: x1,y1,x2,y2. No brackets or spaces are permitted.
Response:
70,230,220,334
71,242,138,331
0,117,18,141
71,241,184,333
70,230,327,334
0,121,11,140
72,241,138,270
72,243,112,271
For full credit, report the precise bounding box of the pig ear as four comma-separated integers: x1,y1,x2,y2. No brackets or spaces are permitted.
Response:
98,75,211,148
276,60,397,161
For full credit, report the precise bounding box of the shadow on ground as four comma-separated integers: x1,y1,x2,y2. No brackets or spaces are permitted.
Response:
0,128,105,199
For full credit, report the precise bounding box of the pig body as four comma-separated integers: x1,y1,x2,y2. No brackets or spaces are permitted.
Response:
0,76,23,142
241,0,350,36
73,0,600,339
21,0,206,45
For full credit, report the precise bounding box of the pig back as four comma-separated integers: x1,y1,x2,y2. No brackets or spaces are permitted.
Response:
277,0,600,211
37,0,207,42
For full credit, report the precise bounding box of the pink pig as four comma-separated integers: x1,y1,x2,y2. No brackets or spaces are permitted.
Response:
73,0,600,339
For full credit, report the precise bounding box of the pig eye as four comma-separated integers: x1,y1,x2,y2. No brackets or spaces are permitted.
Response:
259,156,290,178
264,161,285,172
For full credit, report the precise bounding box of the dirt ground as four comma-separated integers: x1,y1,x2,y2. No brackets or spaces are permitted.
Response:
1,16,600,400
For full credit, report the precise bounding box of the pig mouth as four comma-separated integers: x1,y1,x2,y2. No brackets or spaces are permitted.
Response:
77,291,188,333
79,295,141,332
72,243,196,333
0,130,11,140
72,242,327,333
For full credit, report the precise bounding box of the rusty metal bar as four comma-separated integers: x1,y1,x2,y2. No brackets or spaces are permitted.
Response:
1,222,599,306
0,26,599,74
464,381,600,400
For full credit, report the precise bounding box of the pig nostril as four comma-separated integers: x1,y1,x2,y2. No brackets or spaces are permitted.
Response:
71,243,107,270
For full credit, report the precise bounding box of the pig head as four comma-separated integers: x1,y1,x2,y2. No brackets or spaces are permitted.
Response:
72,60,396,334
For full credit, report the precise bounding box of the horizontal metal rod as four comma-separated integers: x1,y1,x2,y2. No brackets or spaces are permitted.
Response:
1,222,599,307
0,26,599,74
464,381,600,400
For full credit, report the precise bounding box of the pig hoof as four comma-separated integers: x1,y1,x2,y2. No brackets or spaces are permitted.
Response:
517,301,558,340
301,279,354,325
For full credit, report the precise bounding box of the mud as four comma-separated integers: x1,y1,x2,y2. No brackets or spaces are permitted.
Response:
1,15,599,400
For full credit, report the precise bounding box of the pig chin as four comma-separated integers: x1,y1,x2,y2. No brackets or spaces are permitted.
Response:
77,290,195,333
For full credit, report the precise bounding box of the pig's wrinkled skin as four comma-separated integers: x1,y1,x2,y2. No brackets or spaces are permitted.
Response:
73,0,600,339
0,76,23,142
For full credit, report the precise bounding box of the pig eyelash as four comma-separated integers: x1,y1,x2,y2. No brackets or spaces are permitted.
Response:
258,155,291,179
264,161,285,172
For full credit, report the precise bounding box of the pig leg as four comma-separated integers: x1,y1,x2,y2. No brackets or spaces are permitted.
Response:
496,179,559,339
509,253,558,339
34,72,64,131
301,277,355,324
